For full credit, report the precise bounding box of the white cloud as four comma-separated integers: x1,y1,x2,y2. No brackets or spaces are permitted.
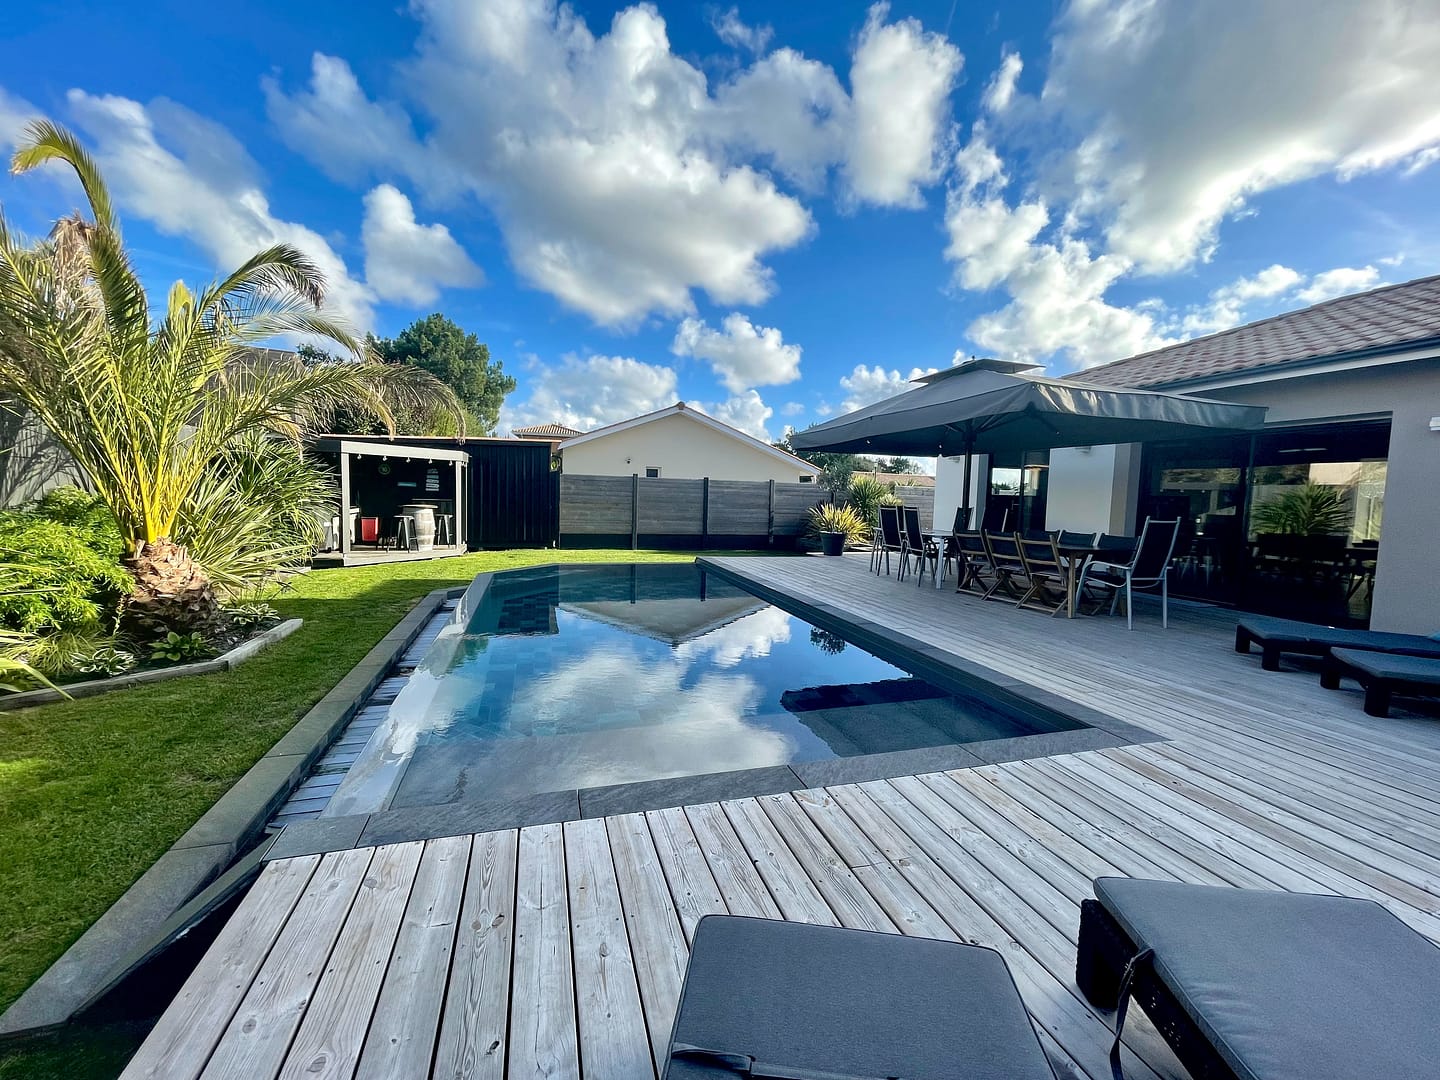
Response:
691,390,775,442
1178,263,1302,336
844,3,963,208
1036,0,1440,273
361,183,482,305
837,363,934,413
262,54,430,188
0,88,40,150
781,401,806,417
944,133,1169,368
500,354,677,433
981,51,1023,114
264,1,965,325
711,7,773,54
1295,265,1381,304
671,312,802,393
66,90,377,331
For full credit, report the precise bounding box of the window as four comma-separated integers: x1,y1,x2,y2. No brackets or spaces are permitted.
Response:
644,466,661,478
798,474,814,483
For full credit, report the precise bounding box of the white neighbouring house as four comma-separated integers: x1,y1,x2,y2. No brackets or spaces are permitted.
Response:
557,403,819,484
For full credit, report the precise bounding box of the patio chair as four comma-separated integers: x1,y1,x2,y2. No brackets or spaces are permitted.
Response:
1077,877,1440,1080
875,504,908,577
902,505,938,586
1234,612,1440,671
980,530,1027,601
1058,529,1097,548
664,915,1057,1080
358,515,382,547
1014,532,1069,615
952,530,993,594
1077,517,1181,629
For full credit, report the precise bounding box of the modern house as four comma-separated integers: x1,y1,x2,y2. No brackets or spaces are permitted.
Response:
558,402,820,484
933,274,1440,633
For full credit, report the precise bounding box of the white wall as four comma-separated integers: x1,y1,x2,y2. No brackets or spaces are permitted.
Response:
561,412,817,484
933,454,988,531
1045,444,1141,535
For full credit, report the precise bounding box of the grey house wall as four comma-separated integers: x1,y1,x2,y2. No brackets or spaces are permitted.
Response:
1,407,86,507
1199,356,1440,635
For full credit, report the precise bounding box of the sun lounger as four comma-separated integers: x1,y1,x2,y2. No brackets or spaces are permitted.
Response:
1077,877,1440,1080
664,915,1056,1079
1233,613,1440,671
1322,647,1440,717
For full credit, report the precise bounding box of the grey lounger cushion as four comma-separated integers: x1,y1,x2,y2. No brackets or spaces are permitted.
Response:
664,915,1056,1080
1236,614,1440,657
1330,648,1440,687
1095,877,1440,1080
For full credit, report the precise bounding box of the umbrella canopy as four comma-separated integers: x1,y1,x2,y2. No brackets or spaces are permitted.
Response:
792,358,1267,459
792,358,1267,526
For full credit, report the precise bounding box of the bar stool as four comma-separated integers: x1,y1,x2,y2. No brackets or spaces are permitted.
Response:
436,513,455,547
392,515,416,551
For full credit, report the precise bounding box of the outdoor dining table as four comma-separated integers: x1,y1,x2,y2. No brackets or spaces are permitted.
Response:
922,529,953,589
1056,543,1106,619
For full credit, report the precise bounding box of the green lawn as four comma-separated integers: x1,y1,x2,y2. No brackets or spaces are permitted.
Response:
0,548,722,1079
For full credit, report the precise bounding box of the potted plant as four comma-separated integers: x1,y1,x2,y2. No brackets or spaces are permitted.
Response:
808,504,869,556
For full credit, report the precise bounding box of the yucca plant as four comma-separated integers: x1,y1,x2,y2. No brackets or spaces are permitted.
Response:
807,503,871,548
0,122,464,633
845,476,892,526
1252,482,1351,537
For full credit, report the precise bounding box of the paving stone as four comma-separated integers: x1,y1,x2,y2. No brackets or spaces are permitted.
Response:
358,788,581,845
579,765,806,818
790,745,987,789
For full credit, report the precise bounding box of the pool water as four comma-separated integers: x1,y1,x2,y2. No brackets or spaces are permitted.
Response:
327,564,1079,815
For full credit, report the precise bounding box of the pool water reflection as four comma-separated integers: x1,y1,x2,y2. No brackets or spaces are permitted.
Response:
326,564,1077,815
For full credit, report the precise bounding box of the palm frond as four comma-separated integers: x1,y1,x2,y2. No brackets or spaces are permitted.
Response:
11,120,119,235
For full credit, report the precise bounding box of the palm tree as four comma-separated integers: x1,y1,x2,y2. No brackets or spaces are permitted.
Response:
0,122,464,633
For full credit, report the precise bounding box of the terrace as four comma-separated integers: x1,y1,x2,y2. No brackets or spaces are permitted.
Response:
120,552,1440,1079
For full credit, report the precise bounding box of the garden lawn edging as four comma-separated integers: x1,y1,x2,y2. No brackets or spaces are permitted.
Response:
0,619,306,712
0,589,458,1039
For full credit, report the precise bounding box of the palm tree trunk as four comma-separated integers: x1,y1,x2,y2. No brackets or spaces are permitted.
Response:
123,539,221,636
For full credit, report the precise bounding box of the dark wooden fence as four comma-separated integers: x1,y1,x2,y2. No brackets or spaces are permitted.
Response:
558,474,935,549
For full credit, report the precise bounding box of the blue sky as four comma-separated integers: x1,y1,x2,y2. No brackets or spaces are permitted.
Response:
2,0,1438,444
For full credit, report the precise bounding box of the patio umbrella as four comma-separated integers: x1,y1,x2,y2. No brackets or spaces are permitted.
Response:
791,358,1267,526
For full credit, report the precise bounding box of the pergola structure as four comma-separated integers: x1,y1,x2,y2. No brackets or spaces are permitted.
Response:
312,438,470,566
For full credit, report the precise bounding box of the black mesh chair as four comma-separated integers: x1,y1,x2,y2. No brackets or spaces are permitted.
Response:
875,504,907,577
902,506,937,586
1078,518,1181,628
1057,529,1097,548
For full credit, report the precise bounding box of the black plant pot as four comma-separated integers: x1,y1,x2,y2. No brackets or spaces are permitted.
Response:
820,531,846,556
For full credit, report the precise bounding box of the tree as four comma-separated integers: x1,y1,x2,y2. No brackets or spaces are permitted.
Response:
0,122,464,633
874,456,918,474
370,314,515,434
773,431,861,498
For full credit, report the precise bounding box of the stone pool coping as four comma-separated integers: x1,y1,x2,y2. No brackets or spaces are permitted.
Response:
0,618,305,712
264,559,1161,861
0,587,461,1039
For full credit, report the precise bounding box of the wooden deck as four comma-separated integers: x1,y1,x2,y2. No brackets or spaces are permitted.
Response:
121,554,1440,1080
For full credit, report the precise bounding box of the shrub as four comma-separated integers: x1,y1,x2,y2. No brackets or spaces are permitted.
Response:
149,631,211,664
1252,482,1351,536
807,504,870,548
845,476,892,526
0,491,132,640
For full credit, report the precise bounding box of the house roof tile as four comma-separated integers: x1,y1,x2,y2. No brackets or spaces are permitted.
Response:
1076,274,1440,389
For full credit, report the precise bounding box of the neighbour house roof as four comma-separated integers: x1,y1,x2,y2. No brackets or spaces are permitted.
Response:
858,472,935,488
557,402,820,474
513,423,586,439
1078,273,1440,390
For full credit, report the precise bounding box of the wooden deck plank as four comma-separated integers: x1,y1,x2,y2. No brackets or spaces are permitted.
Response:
563,818,653,1080
277,842,424,1080
509,823,579,1080
355,835,469,1080
605,815,689,1075
642,806,725,943
432,830,519,1080
682,802,782,920
119,855,322,1080
721,798,839,926
200,848,375,1080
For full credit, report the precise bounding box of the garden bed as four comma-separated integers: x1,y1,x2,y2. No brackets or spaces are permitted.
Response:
0,619,304,712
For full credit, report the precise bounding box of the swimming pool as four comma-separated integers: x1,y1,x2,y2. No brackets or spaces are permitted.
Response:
325,563,1085,817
